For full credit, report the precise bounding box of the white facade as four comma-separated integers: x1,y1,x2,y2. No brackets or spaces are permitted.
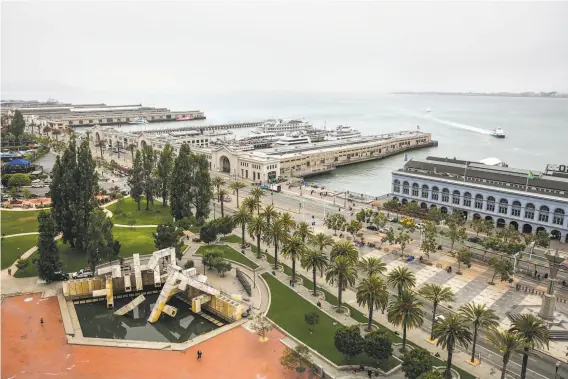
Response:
391,171,568,243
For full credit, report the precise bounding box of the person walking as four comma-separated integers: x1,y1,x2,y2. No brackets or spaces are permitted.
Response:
7,268,11,276
40,318,44,326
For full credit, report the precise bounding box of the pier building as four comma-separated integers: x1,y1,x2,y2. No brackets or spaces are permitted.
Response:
390,156,568,242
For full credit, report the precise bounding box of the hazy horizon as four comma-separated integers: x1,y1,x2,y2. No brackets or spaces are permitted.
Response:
2,1,568,99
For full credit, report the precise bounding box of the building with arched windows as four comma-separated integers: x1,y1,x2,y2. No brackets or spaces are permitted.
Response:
390,156,568,243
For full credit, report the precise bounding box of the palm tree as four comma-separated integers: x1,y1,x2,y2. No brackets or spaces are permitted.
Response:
242,196,256,214
279,212,296,232
43,126,52,136
326,256,357,311
95,140,105,159
387,267,416,297
432,313,472,379
330,240,358,263
419,284,455,340
509,314,550,379
212,177,226,202
301,249,328,296
218,189,228,217
387,290,424,350
251,187,264,202
294,221,312,243
128,143,137,160
358,256,387,278
282,236,305,285
309,232,334,277
486,328,523,379
357,275,389,331
261,205,278,226
52,129,61,141
229,181,247,207
268,218,287,269
459,302,499,363
248,216,267,259
232,206,252,248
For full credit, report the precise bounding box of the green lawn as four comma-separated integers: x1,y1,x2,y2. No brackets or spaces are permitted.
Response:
196,244,259,270
0,210,45,235
1,234,39,269
107,197,173,225
14,228,156,278
219,235,242,244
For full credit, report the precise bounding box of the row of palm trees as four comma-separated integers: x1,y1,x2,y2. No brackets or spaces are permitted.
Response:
219,178,548,379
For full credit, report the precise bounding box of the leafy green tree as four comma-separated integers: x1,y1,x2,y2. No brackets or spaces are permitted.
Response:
447,220,467,252
199,222,218,244
334,325,364,360
396,230,412,257
387,266,416,297
488,257,514,285
419,284,455,340
280,345,313,373
401,348,434,379
330,240,358,263
417,371,444,379
485,328,523,379
248,216,267,258
156,144,174,206
304,312,320,331
74,140,98,251
86,209,119,272
203,251,222,271
36,212,61,282
153,222,183,252
282,236,305,285
214,216,234,236
229,181,247,207
7,173,30,189
459,302,499,363
432,314,472,379
509,314,550,379
454,247,472,274
128,150,144,210
404,201,421,217
141,145,157,210
326,256,357,311
364,330,392,360
357,256,386,278
471,218,486,237
300,248,328,295
373,213,388,229
232,205,252,248
325,213,346,235
214,258,232,276
387,291,424,350
420,230,437,260
191,153,212,219
170,144,194,219
384,199,400,217
356,275,389,331
9,109,25,137
534,229,550,250
346,220,362,238
428,207,444,224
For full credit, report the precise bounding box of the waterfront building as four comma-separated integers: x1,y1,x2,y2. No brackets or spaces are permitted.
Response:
391,156,568,242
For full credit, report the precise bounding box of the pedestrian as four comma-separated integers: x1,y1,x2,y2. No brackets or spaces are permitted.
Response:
317,301,322,308
7,268,11,276
197,350,202,360
40,318,44,325
563,280,566,287
538,274,541,281
368,369,373,379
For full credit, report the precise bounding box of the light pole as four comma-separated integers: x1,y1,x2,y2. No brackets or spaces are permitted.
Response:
271,191,274,205
213,202,216,220
253,267,257,289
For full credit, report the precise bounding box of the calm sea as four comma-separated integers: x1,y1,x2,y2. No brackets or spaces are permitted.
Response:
77,92,568,196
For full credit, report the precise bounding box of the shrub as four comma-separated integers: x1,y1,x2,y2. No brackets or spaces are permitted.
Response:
16,258,30,269
334,325,363,360
363,330,392,361
236,268,252,296
417,371,444,379
214,258,232,276
184,260,195,269
401,348,433,379
203,251,222,270
192,238,201,243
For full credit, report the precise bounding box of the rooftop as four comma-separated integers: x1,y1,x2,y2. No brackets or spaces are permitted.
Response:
397,156,568,199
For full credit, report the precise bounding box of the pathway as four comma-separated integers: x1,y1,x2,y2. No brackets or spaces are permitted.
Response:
1,231,39,238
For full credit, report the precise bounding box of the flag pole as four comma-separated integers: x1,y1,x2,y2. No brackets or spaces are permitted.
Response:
463,162,468,182
525,170,530,191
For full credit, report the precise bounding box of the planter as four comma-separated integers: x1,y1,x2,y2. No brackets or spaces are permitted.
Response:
334,305,350,316
295,366,307,373
359,323,379,336
288,276,303,285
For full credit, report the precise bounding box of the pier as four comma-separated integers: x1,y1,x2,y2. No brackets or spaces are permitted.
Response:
129,121,265,135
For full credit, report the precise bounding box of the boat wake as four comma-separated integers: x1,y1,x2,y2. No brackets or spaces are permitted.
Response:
425,115,492,135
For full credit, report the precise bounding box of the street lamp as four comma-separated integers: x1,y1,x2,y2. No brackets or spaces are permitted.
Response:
271,191,274,205
253,267,257,289
213,202,216,220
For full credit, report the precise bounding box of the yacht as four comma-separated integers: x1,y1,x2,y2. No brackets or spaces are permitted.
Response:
128,117,148,125
325,125,362,140
203,130,234,137
176,114,195,121
491,128,506,138
255,119,312,135
273,132,312,147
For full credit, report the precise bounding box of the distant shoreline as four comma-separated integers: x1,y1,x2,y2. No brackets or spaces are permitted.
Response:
391,92,568,99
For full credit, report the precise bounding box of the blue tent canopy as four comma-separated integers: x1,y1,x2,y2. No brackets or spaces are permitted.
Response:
4,159,31,166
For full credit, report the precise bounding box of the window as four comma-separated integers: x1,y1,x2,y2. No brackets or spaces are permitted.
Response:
452,190,460,205
525,203,535,219
553,208,565,226
463,192,472,207
512,201,521,217
499,199,508,214
431,186,439,201
539,206,549,222
441,188,450,203
474,194,483,209
393,179,400,193
412,183,419,197
403,181,409,195
486,196,495,212
421,185,429,198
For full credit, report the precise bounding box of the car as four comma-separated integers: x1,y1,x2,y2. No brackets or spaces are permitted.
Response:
366,225,378,231
222,195,232,202
72,268,93,279
467,236,483,244
50,271,69,281
31,183,45,188
388,217,398,222
434,314,446,322
379,227,391,233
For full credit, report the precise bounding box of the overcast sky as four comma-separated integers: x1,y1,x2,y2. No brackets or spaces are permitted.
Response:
2,1,568,96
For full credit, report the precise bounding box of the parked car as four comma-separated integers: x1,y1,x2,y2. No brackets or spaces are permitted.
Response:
379,227,391,234
50,271,69,281
72,268,93,279
222,195,232,202
388,217,398,222
467,236,483,244
366,225,378,231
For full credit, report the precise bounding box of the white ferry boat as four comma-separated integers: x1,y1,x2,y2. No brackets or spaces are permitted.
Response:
325,125,362,140
203,130,234,137
273,132,312,147
128,117,148,125
490,128,505,138
255,119,312,135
